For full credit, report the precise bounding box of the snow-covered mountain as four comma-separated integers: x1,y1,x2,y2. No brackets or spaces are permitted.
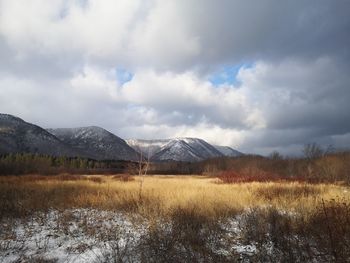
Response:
126,138,239,162
0,113,242,162
48,127,139,161
213,145,244,157
126,139,169,158
152,138,223,162
0,114,80,157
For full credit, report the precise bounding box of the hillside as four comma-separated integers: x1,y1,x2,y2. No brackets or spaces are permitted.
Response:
48,127,139,161
127,138,225,162
0,114,80,157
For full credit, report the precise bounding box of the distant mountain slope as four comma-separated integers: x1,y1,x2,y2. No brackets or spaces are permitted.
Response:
0,113,241,162
126,139,169,157
48,127,139,161
214,145,244,157
0,114,79,157
182,138,224,158
127,137,224,162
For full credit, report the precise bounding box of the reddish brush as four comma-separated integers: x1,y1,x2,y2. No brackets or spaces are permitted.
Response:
218,170,280,183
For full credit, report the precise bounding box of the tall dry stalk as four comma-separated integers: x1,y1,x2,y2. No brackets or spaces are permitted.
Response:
138,147,150,201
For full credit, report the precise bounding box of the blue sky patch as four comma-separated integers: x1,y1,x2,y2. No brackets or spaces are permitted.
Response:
208,63,253,86
115,69,134,85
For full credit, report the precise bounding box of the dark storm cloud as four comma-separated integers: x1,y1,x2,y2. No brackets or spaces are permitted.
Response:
181,0,350,69
235,56,350,154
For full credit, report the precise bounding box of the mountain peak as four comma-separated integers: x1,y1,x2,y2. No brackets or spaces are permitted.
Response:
49,127,139,161
127,137,230,162
0,113,242,162
0,113,79,157
0,113,25,123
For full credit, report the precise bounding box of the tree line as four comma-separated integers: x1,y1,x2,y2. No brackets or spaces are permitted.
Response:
0,153,138,175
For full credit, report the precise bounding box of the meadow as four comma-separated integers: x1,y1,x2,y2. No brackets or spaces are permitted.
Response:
1,174,350,262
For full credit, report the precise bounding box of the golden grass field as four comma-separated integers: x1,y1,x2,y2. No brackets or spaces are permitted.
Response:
1,174,350,262
2,174,349,220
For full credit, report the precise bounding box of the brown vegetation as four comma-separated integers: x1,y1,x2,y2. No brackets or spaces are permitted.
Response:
112,174,135,182
237,200,350,262
211,152,350,184
1,150,350,262
1,175,349,262
0,153,140,175
1,151,349,185
1,175,348,219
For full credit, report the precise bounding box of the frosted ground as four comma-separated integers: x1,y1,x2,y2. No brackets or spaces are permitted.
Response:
1,209,258,263
1,209,145,263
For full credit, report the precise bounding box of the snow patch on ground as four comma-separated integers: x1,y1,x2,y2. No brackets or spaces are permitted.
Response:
0,209,277,262
0,209,145,263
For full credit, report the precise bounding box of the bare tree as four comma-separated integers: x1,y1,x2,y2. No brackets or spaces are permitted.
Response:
303,143,324,159
137,146,150,201
269,151,283,160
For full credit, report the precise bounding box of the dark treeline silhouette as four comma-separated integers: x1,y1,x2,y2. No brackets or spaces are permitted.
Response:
0,153,139,175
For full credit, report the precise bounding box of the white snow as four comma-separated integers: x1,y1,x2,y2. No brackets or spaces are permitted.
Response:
0,209,291,262
127,137,226,162
0,209,145,263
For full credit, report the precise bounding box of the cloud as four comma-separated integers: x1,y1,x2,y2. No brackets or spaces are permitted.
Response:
1,0,349,72
239,57,350,132
235,57,350,154
0,1,349,155
0,64,260,147
0,0,201,71
121,69,265,129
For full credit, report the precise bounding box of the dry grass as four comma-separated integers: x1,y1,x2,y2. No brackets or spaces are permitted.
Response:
1,174,350,262
112,174,135,182
1,174,349,220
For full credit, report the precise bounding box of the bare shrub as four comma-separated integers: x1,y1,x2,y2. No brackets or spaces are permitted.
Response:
56,174,85,181
314,155,348,182
303,143,324,160
269,151,284,160
138,206,234,262
239,208,313,262
255,184,321,201
112,174,135,182
237,199,350,262
12,255,58,263
306,199,350,262
218,170,279,183
1,174,350,262
87,176,105,184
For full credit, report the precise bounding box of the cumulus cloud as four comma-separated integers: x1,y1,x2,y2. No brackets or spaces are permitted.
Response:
121,70,265,128
1,0,349,71
236,57,350,154
0,0,349,155
0,66,261,141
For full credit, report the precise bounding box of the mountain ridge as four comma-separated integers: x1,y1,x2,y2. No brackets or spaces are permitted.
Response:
126,138,243,162
0,113,243,162
47,126,139,161
213,145,244,157
0,113,82,157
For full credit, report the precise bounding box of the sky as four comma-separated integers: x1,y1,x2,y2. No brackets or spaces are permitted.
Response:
0,0,349,155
